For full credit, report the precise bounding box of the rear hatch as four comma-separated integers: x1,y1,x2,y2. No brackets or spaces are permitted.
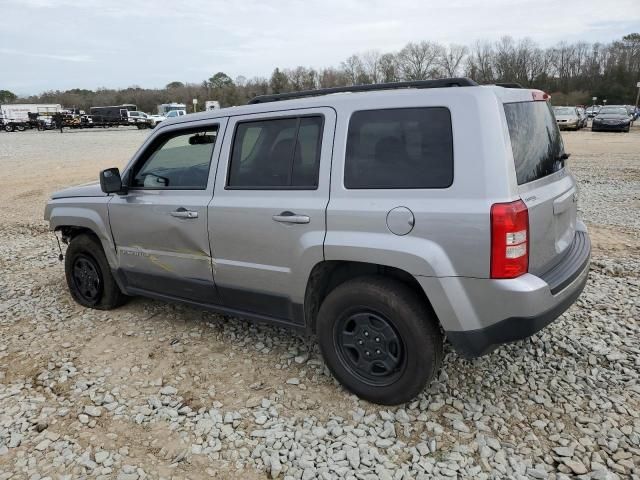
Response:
504,100,577,276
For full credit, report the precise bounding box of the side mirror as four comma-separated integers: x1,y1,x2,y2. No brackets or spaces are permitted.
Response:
100,168,126,194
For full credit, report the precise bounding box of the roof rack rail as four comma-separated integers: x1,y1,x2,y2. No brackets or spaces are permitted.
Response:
248,77,479,104
495,82,524,88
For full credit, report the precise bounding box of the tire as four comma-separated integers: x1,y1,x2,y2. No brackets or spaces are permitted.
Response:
64,234,127,310
16,125,26,132
4,124,14,132
316,275,443,405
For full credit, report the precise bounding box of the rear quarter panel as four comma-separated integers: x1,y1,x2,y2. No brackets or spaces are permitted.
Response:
325,87,515,278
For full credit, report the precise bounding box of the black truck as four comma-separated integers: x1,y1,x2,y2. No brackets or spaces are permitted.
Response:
89,104,150,128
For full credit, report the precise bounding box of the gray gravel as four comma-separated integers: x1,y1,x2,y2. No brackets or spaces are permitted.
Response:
0,128,639,478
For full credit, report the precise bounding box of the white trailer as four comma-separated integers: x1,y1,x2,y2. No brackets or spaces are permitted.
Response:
0,103,62,121
157,103,186,115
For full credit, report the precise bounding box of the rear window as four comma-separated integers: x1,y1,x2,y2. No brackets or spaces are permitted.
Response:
345,107,453,189
504,101,566,185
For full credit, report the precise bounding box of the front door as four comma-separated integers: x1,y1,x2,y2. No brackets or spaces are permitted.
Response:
109,120,227,303
209,108,335,324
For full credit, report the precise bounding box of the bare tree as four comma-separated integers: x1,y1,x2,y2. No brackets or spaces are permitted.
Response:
398,41,444,80
361,50,382,84
341,54,368,85
440,44,468,77
466,41,495,83
378,53,401,83
318,67,349,88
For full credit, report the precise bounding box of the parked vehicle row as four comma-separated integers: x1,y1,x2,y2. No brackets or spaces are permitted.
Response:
0,101,213,132
46,79,591,405
552,104,636,133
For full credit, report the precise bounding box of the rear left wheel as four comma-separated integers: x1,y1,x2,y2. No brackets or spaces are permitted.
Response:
316,276,443,405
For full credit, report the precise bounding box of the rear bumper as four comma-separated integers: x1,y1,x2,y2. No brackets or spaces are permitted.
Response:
420,222,591,358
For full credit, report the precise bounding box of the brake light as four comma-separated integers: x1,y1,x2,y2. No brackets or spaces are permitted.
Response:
532,90,550,101
491,200,529,279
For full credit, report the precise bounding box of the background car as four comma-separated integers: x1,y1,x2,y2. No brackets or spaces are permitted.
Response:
164,109,187,119
126,110,155,128
553,106,581,130
592,106,632,132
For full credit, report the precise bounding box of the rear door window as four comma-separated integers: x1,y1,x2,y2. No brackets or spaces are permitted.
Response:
228,116,323,189
345,107,453,189
504,101,566,185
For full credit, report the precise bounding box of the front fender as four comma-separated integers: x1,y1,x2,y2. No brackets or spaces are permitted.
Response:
45,199,117,269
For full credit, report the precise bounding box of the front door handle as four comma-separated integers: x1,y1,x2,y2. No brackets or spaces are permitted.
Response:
170,208,198,219
272,211,310,224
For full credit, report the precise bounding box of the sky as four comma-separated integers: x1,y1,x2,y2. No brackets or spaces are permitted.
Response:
1,0,639,95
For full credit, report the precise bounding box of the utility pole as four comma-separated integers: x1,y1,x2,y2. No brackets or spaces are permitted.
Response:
635,81,640,110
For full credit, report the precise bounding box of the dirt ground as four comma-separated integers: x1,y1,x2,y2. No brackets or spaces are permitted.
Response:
0,124,638,479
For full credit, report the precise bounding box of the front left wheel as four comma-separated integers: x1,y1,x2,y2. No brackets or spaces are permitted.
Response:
64,234,127,310
316,276,443,405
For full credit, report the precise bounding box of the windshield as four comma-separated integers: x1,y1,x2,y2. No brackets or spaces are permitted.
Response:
505,101,566,185
553,107,575,115
598,107,628,115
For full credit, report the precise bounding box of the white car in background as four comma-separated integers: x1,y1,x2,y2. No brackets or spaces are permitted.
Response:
149,109,187,127
126,111,157,128
165,109,187,119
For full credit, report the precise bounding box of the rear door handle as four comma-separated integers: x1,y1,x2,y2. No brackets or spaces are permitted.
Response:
170,208,198,219
272,211,310,224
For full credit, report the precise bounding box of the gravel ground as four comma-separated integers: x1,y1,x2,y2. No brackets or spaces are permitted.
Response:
0,126,638,480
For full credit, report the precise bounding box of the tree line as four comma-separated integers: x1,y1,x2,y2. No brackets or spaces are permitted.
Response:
4,33,639,113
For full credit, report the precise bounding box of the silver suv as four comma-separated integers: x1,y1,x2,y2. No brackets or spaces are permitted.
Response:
45,79,591,405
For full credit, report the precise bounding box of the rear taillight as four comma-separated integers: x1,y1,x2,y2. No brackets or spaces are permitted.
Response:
491,200,529,279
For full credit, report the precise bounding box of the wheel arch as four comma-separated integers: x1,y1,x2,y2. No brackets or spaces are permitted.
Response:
304,260,440,333
47,203,117,269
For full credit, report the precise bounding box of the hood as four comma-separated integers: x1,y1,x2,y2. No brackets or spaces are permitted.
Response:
51,181,106,199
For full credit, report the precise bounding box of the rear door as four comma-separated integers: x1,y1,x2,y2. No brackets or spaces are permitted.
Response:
208,108,335,324
504,100,577,275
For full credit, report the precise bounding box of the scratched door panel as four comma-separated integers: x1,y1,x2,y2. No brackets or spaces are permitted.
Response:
108,120,227,304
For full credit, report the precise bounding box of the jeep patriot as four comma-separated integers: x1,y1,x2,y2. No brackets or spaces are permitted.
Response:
45,78,591,405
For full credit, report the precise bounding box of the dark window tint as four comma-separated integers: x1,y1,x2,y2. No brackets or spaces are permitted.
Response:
504,101,566,185
131,128,217,189
345,108,453,189
228,116,323,189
